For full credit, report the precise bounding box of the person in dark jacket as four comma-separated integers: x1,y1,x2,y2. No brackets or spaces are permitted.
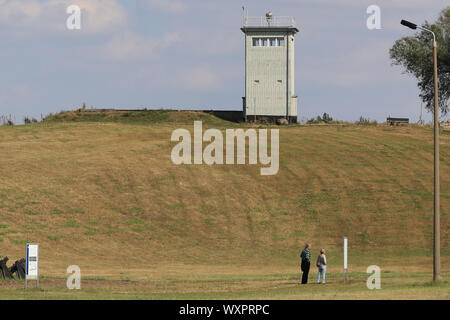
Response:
300,243,311,284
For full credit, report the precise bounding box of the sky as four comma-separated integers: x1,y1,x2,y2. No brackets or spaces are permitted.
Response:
0,0,448,124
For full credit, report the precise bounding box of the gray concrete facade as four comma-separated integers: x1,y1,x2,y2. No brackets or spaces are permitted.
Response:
241,23,299,123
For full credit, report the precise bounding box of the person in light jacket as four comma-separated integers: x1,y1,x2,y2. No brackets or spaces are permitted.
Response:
316,249,327,284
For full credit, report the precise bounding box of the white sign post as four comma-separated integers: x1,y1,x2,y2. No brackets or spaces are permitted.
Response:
25,243,39,289
343,237,349,282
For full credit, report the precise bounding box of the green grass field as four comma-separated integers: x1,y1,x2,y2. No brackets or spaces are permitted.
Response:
0,110,449,299
1,270,449,300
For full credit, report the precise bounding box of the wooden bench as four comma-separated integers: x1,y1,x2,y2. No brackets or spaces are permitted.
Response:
387,117,409,125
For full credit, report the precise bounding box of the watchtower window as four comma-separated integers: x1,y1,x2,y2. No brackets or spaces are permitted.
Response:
252,37,285,47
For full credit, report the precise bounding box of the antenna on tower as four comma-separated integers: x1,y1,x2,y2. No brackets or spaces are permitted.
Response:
242,6,248,26
266,11,273,26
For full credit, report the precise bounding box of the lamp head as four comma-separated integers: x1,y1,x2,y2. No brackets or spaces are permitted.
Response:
401,20,417,30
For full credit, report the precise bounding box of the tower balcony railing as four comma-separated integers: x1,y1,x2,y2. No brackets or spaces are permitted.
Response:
243,16,296,28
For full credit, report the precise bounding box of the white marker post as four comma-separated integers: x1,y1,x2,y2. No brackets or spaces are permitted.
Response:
343,237,349,282
25,243,39,289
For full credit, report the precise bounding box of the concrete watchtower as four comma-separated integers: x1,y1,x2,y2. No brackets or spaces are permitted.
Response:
241,11,299,123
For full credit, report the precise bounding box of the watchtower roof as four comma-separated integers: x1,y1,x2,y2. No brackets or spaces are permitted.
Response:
241,15,299,33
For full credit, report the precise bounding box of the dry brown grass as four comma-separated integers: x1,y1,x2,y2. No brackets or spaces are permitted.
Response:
0,119,449,298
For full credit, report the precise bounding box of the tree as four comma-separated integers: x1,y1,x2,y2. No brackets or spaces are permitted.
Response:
390,7,450,116
322,113,333,123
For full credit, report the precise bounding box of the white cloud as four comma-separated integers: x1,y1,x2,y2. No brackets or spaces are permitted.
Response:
144,0,187,14
0,0,43,26
100,31,180,61
295,0,445,8
0,0,182,63
0,0,127,34
74,0,127,34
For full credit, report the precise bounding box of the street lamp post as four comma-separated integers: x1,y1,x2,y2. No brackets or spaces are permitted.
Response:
401,19,440,281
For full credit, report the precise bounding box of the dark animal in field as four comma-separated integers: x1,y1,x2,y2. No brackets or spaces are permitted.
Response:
9,258,26,280
0,256,14,279
0,256,26,280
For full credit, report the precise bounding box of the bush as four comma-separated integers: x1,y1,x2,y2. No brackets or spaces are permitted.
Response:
356,116,378,126
1,115,14,126
307,113,334,124
23,117,38,125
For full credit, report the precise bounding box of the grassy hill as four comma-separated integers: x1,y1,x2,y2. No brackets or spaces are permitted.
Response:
0,112,449,299
41,109,236,126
